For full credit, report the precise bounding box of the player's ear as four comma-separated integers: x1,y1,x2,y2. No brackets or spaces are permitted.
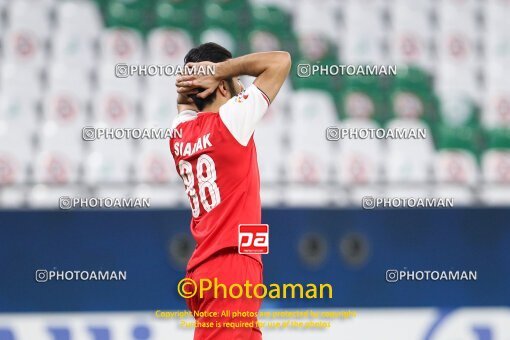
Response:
217,80,230,98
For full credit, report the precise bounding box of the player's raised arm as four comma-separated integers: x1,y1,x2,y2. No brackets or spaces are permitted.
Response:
177,51,292,103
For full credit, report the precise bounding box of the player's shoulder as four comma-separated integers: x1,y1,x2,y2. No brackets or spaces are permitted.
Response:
171,110,198,129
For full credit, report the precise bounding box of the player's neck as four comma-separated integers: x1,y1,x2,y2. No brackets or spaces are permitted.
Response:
201,101,224,114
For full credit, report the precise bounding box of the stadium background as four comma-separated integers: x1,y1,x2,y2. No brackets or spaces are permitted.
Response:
1,0,510,339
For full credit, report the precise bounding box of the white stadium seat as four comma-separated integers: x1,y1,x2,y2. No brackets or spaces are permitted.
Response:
92,90,138,128
436,28,478,70
43,91,88,129
0,125,32,185
391,91,426,120
3,0,51,69
98,63,140,97
486,0,510,65
147,28,193,65
249,31,284,52
52,32,96,71
0,95,38,134
433,184,476,206
293,0,338,39
53,1,101,70
435,66,479,105
434,150,479,185
2,28,47,68
47,64,93,101
384,118,435,183
260,184,283,207
93,186,136,203
55,0,102,40
438,89,477,127
100,28,145,65
480,147,510,205
283,184,331,207
0,187,27,208
389,0,432,69
33,147,81,185
28,184,85,209
287,90,335,184
132,184,186,208
134,137,176,184
438,0,479,33
254,95,287,184
290,90,337,132
142,94,177,128
336,118,383,185
84,140,133,184
480,185,510,205
482,150,510,184
34,123,84,184
0,63,42,101
436,1,480,94
341,0,386,64
482,80,510,128
200,28,236,54
348,185,384,208
383,185,433,202
287,144,331,184
7,0,51,38
144,74,177,98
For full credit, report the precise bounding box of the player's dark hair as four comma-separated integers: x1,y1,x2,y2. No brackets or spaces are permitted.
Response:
183,42,236,111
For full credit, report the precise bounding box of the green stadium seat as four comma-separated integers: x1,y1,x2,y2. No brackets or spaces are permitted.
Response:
155,0,203,33
105,0,154,34
252,5,292,33
436,125,481,155
486,128,510,150
391,65,433,93
203,0,252,32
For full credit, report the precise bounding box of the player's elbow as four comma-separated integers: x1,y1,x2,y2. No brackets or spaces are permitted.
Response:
277,51,292,73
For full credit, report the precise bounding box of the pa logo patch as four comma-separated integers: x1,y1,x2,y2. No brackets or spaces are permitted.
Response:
238,224,269,254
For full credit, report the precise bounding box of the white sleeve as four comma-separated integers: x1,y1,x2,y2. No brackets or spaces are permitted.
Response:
219,84,271,146
171,110,197,129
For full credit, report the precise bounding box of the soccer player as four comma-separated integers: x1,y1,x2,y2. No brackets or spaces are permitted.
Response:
169,42,291,340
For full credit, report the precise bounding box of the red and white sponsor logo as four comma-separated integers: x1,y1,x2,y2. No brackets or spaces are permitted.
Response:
238,224,269,254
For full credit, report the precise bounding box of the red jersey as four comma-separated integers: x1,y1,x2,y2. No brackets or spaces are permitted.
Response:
169,84,271,271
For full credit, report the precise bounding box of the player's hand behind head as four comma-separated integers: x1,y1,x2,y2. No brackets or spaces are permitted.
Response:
176,61,221,99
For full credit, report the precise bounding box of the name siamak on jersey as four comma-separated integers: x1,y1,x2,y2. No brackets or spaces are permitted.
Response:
173,133,213,157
